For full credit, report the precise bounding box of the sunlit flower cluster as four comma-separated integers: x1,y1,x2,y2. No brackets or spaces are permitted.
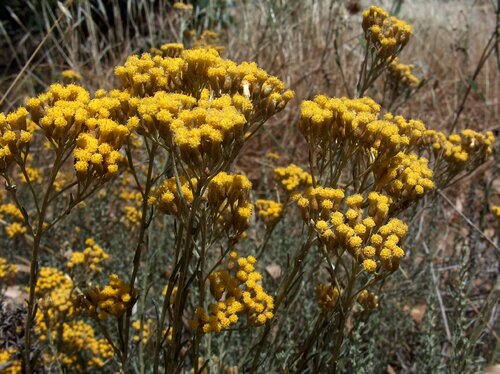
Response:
132,319,154,344
26,83,89,144
0,106,34,171
82,274,136,320
73,91,134,179
296,188,408,273
67,238,109,273
387,58,419,87
49,320,113,369
61,69,82,82
205,172,253,235
193,251,274,333
274,163,312,193
114,49,293,170
292,186,345,221
255,199,283,225
35,267,75,321
0,201,26,239
362,6,412,59
0,347,21,374
152,176,197,216
373,152,434,204
0,257,17,284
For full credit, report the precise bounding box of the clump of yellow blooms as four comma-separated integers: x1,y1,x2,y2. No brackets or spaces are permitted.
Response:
0,106,34,172
0,347,21,374
132,319,154,344
152,43,185,58
207,172,254,236
4,222,26,239
292,186,345,221
274,163,313,193
374,152,434,204
438,129,495,173
114,48,293,176
173,1,193,11
51,320,114,369
82,273,136,320
73,96,132,179
362,5,412,59
61,69,82,82
192,30,225,53
299,94,494,192
192,251,274,333
492,205,500,218
33,267,114,370
152,176,197,216
0,201,27,238
255,199,283,225
316,283,340,313
387,58,419,87
0,257,17,284
35,267,75,321
295,187,408,274
358,289,379,310
26,83,89,144
67,238,109,273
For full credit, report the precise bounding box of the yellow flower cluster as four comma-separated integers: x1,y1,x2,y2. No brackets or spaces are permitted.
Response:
119,183,144,226
61,69,82,82
300,96,379,149
191,30,225,53
83,274,136,320
114,47,293,115
193,251,274,333
274,163,313,193
387,58,419,87
162,283,178,303
0,202,27,239
54,320,113,369
35,267,75,320
0,106,34,171
132,319,154,344
0,347,21,374
316,283,340,313
358,289,379,310
173,1,193,11
26,83,90,143
441,129,494,168
362,6,412,58
297,188,409,273
255,199,283,225
33,268,114,370
67,238,109,273
53,171,74,191
299,94,494,197
152,43,185,57
292,186,345,221
153,176,197,216
4,222,26,238
374,152,434,203
492,205,500,218
0,257,17,283
73,91,134,178
207,172,254,235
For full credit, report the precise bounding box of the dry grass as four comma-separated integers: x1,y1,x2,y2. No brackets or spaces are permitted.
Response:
0,0,498,372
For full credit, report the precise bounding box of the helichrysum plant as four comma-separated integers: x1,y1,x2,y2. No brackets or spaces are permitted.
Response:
0,4,495,374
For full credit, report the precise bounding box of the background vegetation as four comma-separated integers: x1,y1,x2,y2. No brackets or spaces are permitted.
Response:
0,0,498,373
